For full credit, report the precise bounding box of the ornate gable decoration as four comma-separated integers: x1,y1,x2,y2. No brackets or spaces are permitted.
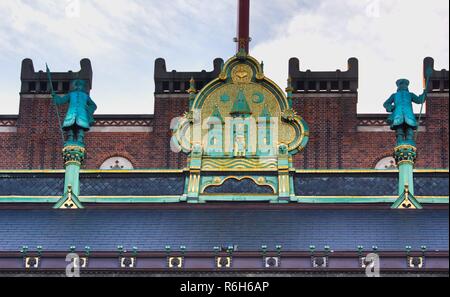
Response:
173,54,309,162
172,53,309,202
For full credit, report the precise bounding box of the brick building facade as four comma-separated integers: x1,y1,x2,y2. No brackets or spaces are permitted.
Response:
0,57,448,170
0,0,448,277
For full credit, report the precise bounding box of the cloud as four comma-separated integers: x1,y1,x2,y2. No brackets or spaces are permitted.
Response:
252,0,449,113
0,0,448,115
0,0,234,113
1,0,167,58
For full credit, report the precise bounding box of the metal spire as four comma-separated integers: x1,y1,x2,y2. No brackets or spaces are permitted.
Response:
236,0,251,54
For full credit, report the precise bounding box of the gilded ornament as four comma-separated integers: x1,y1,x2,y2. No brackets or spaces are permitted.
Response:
231,64,252,84
282,109,297,122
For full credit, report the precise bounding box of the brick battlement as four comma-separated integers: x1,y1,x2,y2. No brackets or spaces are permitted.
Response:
0,57,447,170
20,58,93,94
289,58,358,93
424,57,449,92
154,58,223,94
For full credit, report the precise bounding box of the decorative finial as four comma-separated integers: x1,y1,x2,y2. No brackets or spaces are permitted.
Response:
357,245,364,256
187,77,197,94
37,246,43,256
132,246,138,256
236,47,248,60
20,245,29,256
84,246,91,257
187,77,197,109
286,77,294,109
286,77,294,92
405,245,412,255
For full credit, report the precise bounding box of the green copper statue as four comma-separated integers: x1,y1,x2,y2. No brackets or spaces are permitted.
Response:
383,79,427,146
52,79,97,145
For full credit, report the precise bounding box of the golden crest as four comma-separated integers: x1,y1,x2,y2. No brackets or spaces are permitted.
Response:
172,54,310,161
231,64,252,84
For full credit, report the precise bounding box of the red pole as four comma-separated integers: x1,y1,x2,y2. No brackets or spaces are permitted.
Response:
237,0,250,53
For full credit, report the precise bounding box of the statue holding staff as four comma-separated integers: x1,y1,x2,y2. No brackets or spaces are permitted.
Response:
383,79,428,146
51,79,97,145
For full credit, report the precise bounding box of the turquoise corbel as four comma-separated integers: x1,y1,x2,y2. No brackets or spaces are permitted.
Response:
54,145,85,209
392,184,422,210
391,145,422,209
54,184,83,209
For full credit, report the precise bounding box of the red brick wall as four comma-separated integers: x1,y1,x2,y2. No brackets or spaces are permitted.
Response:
0,93,189,169
421,93,449,168
292,94,359,169
0,91,447,170
151,94,189,169
292,92,449,169
1,95,64,169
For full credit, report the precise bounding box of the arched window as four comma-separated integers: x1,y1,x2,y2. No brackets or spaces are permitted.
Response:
100,157,134,170
375,157,397,170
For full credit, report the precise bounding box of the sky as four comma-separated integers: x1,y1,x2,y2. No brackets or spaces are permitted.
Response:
0,0,448,115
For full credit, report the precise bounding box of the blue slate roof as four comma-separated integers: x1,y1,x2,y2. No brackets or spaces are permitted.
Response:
0,172,447,197
0,173,186,196
294,172,449,196
0,173,65,196
0,209,447,252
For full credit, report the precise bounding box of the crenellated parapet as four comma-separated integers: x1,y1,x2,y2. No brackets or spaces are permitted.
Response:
288,58,358,93
154,58,224,94
424,57,449,93
20,58,93,94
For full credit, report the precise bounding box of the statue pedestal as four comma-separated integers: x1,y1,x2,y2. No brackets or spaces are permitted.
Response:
54,145,86,209
392,145,422,209
395,145,417,196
